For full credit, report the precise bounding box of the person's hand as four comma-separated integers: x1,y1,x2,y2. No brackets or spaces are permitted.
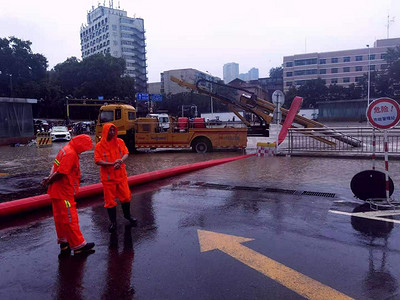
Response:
41,177,50,187
114,159,122,169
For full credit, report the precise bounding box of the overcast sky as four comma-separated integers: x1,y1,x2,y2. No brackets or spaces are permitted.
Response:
1,0,399,82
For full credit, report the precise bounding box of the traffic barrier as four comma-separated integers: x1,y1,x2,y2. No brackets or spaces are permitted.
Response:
0,153,256,218
36,132,52,148
257,142,276,157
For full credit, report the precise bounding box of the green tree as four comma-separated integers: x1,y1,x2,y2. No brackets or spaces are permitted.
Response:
269,66,283,78
52,54,135,100
294,78,328,108
0,36,48,97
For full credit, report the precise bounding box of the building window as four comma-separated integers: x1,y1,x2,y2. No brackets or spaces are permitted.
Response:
370,65,376,71
381,64,388,70
294,58,317,66
319,59,326,64
343,57,351,62
369,54,376,60
286,72,293,77
331,58,338,63
286,81,293,87
381,53,387,60
331,78,338,84
343,67,350,72
343,77,350,83
286,62,293,67
355,76,363,83
331,68,338,73
355,66,362,72
319,69,326,74
356,55,363,61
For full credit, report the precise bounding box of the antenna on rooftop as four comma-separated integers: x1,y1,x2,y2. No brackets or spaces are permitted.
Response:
109,0,114,8
118,1,120,8
305,37,307,53
387,14,395,39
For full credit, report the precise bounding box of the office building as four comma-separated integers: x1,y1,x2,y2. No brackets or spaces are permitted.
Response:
80,4,147,92
283,38,400,91
223,63,239,83
239,67,259,81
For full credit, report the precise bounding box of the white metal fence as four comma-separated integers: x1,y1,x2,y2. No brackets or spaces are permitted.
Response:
285,127,400,155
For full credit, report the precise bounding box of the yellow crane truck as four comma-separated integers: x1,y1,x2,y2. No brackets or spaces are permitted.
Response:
95,103,247,153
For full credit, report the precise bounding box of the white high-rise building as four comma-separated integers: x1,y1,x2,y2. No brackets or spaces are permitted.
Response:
80,5,147,92
223,62,239,83
248,68,259,80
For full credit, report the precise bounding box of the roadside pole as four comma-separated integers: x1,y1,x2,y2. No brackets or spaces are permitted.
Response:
272,90,285,153
366,97,400,203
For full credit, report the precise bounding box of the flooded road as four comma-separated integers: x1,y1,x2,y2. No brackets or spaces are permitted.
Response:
1,134,400,202
2,133,400,299
1,154,400,299
0,139,246,201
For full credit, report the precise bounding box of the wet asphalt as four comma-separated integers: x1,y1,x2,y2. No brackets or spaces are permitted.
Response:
2,140,400,299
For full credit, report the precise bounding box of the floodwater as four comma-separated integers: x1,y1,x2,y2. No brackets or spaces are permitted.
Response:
1,131,400,202
0,139,247,202
2,152,400,299
3,130,400,299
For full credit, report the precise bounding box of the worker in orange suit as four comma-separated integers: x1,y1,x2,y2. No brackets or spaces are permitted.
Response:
94,123,137,233
41,134,95,256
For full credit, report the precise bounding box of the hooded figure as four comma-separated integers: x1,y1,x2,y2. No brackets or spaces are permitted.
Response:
42,134,95,256
94,123,137,233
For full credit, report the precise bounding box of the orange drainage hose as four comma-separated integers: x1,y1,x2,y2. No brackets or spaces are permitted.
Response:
0,154,255,217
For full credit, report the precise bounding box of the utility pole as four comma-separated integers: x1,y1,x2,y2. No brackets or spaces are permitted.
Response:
367,45,371,105
9,74,13,97
387,14,395,39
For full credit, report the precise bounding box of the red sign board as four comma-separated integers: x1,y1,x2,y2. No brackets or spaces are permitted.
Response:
366,98,400,129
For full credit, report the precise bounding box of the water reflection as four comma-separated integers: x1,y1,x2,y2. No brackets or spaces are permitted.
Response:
56,254,92,300
351,204,398,298
102,227,135,299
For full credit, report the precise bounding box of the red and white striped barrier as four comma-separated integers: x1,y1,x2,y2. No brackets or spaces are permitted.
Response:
256,142,276,157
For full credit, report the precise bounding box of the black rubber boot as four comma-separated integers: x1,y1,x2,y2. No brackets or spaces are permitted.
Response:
58,242,71,258
121,202,137,227
107,207,117,233
74,242,95,255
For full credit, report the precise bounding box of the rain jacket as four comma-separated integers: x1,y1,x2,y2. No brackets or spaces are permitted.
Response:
48,134,93,200
94,123,129,182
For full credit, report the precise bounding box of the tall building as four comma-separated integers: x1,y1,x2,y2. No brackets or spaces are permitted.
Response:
283,38,400,91
223,62,239,83
248,68,259,81
80,5,147,92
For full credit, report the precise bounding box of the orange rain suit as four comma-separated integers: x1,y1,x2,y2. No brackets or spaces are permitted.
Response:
94,124,131,208
47,134,93,250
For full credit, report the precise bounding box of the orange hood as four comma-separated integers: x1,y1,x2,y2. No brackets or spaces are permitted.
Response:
69,134,93,154
97,123,118,151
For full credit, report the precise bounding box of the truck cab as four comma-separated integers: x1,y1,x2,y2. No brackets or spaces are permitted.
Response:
96,104,137,149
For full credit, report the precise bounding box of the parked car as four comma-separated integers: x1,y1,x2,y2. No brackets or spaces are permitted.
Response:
50,126,71,141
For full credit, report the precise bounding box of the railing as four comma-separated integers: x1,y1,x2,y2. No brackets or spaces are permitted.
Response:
285,127,400,155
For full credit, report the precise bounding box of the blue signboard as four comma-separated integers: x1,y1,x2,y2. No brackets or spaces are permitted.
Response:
150,94,163,102
98,96,104,100
136,93,150,101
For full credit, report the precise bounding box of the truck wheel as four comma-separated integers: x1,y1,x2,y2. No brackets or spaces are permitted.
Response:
193,138,212,153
